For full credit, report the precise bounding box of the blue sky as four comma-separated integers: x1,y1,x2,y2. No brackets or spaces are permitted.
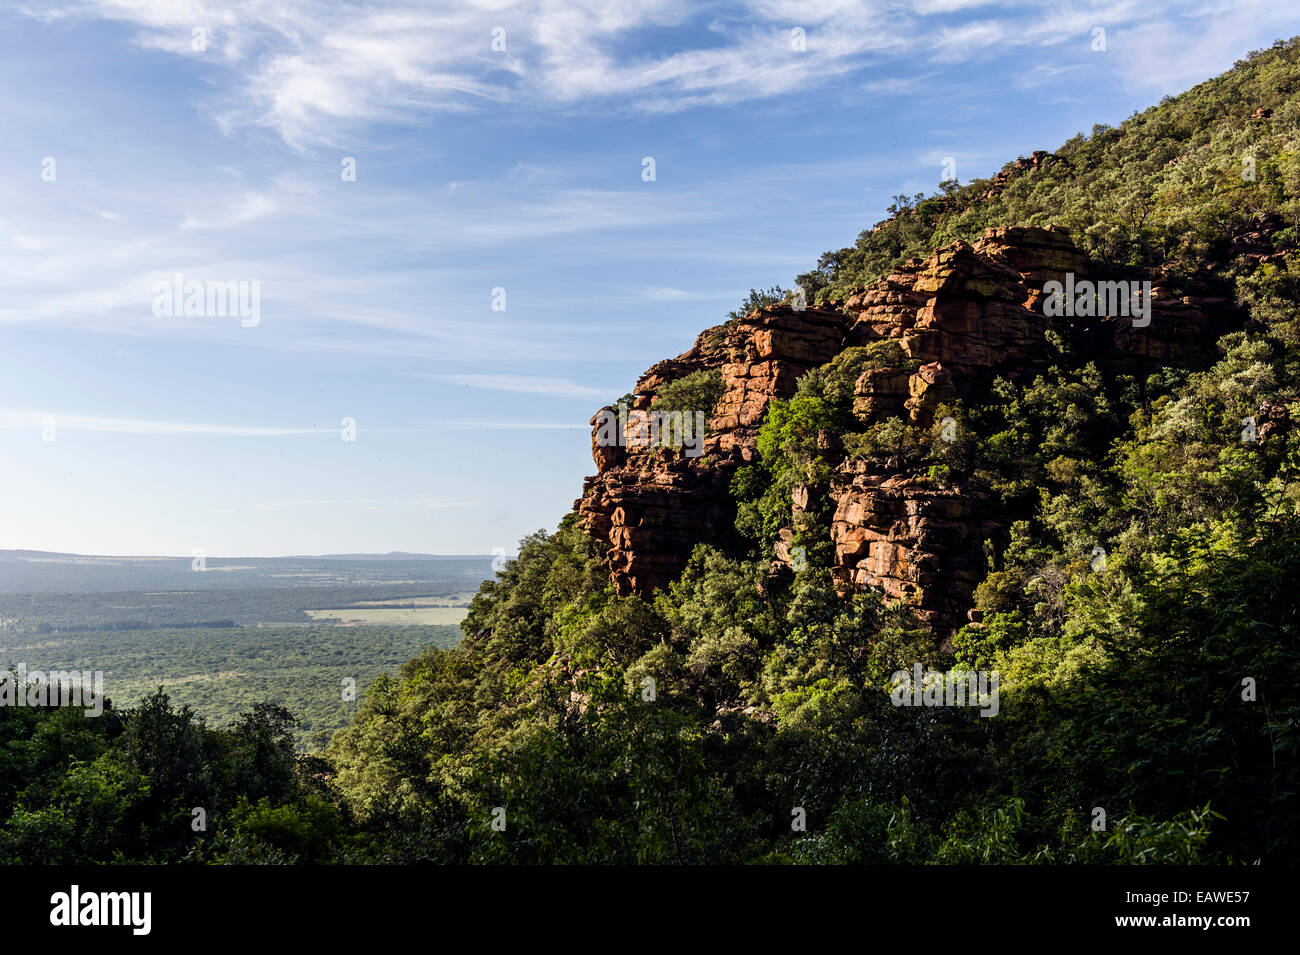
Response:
2,0,1298,558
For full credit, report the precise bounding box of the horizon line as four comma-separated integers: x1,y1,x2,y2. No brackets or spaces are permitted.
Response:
0,548,505,561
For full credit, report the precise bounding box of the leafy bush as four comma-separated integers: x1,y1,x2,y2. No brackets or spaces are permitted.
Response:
728,286,790,321
652,368,724,416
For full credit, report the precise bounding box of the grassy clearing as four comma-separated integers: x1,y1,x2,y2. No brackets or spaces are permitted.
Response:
304,607,470,626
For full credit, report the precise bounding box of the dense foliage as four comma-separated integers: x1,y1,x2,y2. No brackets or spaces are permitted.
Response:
651,368,725,416
2,623,463,748
0,694,353,863
729,286,792,321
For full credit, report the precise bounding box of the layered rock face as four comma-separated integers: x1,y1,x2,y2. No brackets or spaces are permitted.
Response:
575,305,848,596
818,226,1091,632
575,226,1230,630
824,469,1004,631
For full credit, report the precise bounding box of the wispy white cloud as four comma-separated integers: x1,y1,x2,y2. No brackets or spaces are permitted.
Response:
0,152,882,363
28,0,1287,148
0,408,326,436
932,19,1006,62
1104,0,1290,92
426,373,616,399
634,285,731,301
179,191,279,231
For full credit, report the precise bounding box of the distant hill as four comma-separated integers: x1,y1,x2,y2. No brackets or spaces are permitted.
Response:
288,552,497,561
0,550,498,594
0,549,495,561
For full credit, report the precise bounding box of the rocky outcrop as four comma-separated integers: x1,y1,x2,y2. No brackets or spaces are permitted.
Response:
575,225,1240,631
575,304,849,596
828,467,1004,630
979,151,1062,201
843,226,1089,390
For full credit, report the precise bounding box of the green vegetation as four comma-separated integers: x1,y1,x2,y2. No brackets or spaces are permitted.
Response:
0,694,353,864
728,286,791,321
0,623,463,748
651,368,725,416
0,562,484,751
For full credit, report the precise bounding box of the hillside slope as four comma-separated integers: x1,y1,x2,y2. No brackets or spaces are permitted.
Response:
320,40,1300,863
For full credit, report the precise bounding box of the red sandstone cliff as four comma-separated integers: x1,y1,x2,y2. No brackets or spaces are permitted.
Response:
575,225,1230,632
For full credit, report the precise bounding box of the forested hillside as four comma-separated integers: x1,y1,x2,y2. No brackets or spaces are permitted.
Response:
3,39,1298,864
